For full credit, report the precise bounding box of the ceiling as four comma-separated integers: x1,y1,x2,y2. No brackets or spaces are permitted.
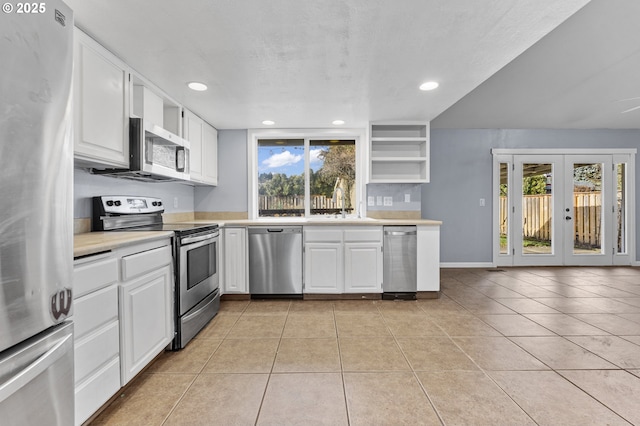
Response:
67,0,593,130
432,0,640,129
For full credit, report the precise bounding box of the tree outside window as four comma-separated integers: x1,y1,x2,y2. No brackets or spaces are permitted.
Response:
257,139,356,217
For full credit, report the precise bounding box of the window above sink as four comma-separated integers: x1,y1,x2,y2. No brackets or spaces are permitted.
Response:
248,129,367,220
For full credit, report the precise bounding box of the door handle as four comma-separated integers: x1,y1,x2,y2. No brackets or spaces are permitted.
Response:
565,216,572,220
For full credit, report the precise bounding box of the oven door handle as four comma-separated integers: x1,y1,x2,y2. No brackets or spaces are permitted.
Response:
181,232,219,245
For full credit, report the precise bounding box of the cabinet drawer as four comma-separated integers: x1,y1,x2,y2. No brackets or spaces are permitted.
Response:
74,284,118,339
121,245,172,281
74,321,119,385
75,357,120,426
73,256,118,298
304,228,343,243
344,227,382,243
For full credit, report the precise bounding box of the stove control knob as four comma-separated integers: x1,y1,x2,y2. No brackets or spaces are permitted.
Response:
151,201,157,206
158,201,163,206
106,200,114,207
114,200,122,206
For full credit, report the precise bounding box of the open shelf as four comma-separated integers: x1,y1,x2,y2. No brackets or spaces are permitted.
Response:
369,122,430,183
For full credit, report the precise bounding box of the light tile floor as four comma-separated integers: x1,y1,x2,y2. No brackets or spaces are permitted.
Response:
92,267,640,425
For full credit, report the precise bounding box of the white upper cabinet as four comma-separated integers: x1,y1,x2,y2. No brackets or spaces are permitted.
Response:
73,28,130,168
183,109,204,180
203,123,218,185
369,122,430,183
183,108,218,186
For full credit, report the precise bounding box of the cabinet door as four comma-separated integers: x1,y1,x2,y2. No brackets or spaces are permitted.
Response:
183,109,204,181
223,228,247,293
202,123,218,185
119,265,173,384
344,243,382,292
304,243,343,293
74,29,129,168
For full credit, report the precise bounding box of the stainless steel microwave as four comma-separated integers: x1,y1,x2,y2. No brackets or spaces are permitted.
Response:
92,118,190,182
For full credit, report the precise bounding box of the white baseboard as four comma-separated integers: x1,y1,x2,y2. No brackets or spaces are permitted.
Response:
440,262,496,269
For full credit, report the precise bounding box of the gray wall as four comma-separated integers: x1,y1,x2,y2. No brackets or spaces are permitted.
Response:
423,129,640,263
367,183,422,212
195,129,248,212
74,168,195,218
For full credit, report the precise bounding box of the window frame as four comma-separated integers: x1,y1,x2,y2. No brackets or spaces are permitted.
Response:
247,128,367,219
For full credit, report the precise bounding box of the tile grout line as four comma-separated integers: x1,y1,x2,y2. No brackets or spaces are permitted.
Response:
160,300,249,425
378,302,447,426
333,303,354,426
252,299,291,426
450,269,637,425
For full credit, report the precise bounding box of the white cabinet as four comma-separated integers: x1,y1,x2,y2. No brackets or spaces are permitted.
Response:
223,227,248,294
305,242,343,293
304,227,382,294
73,253,120,426
417,225,440,292
369,122,430,183
203,123,219,185
118,242,173,385
183,109,218,186
73,28,130,168
344,228,383,293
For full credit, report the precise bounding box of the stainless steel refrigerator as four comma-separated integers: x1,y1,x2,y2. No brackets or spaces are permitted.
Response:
0,1,75,424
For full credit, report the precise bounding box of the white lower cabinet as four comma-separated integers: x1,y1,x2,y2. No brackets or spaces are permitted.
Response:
222,227,248,294
417,225,440,291
344,243,382,292
73,253,120,426
73,239,176,421
304,242,343,293
304,227,382,294
119,243,174,385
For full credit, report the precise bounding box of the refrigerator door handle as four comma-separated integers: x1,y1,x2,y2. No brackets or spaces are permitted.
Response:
0,333,73,404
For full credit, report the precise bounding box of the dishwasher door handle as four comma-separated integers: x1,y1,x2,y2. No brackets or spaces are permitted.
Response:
267,228,284,233
384,230,417,236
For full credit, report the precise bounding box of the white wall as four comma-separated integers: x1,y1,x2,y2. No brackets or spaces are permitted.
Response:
424,128,640,263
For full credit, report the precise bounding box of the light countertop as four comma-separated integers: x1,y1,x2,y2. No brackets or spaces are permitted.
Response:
74,231,173,258
74,218,441,258
193,218,443,227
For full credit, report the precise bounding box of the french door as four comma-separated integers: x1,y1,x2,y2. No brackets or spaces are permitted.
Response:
495,151,633,266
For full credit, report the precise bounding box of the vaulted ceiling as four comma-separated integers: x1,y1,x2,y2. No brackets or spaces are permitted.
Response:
432,0,640,129
66,0,632,130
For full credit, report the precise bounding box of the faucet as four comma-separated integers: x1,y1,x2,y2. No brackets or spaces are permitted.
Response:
332,187,346,218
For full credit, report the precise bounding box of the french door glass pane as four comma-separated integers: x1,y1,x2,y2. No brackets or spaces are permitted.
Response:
257,139,305,217
617,163,627,254
499,163,509,254
522,163,552,255
572,163,603,255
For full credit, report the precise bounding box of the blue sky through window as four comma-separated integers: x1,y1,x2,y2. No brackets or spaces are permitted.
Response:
258,145,326,176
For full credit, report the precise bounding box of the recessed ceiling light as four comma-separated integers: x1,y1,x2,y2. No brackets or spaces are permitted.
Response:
187,82,208,91
262,120,275,125
419,81,439,91
332,120,345,125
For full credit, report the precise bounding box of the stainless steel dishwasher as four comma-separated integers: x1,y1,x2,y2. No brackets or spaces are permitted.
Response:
383,226,417,300
248,226,303,297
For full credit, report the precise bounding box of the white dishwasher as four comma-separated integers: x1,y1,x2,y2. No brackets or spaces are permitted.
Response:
248,226,303,298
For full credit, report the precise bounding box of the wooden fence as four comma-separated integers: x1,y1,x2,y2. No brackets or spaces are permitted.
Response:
500,193,604,248
259,195,352,216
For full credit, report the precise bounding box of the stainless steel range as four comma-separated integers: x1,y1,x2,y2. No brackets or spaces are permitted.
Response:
92,195,219,350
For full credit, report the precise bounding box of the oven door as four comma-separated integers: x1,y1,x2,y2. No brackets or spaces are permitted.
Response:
178,231,219,316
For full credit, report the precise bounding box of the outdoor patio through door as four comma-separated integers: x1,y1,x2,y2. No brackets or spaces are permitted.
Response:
494,151,634,266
